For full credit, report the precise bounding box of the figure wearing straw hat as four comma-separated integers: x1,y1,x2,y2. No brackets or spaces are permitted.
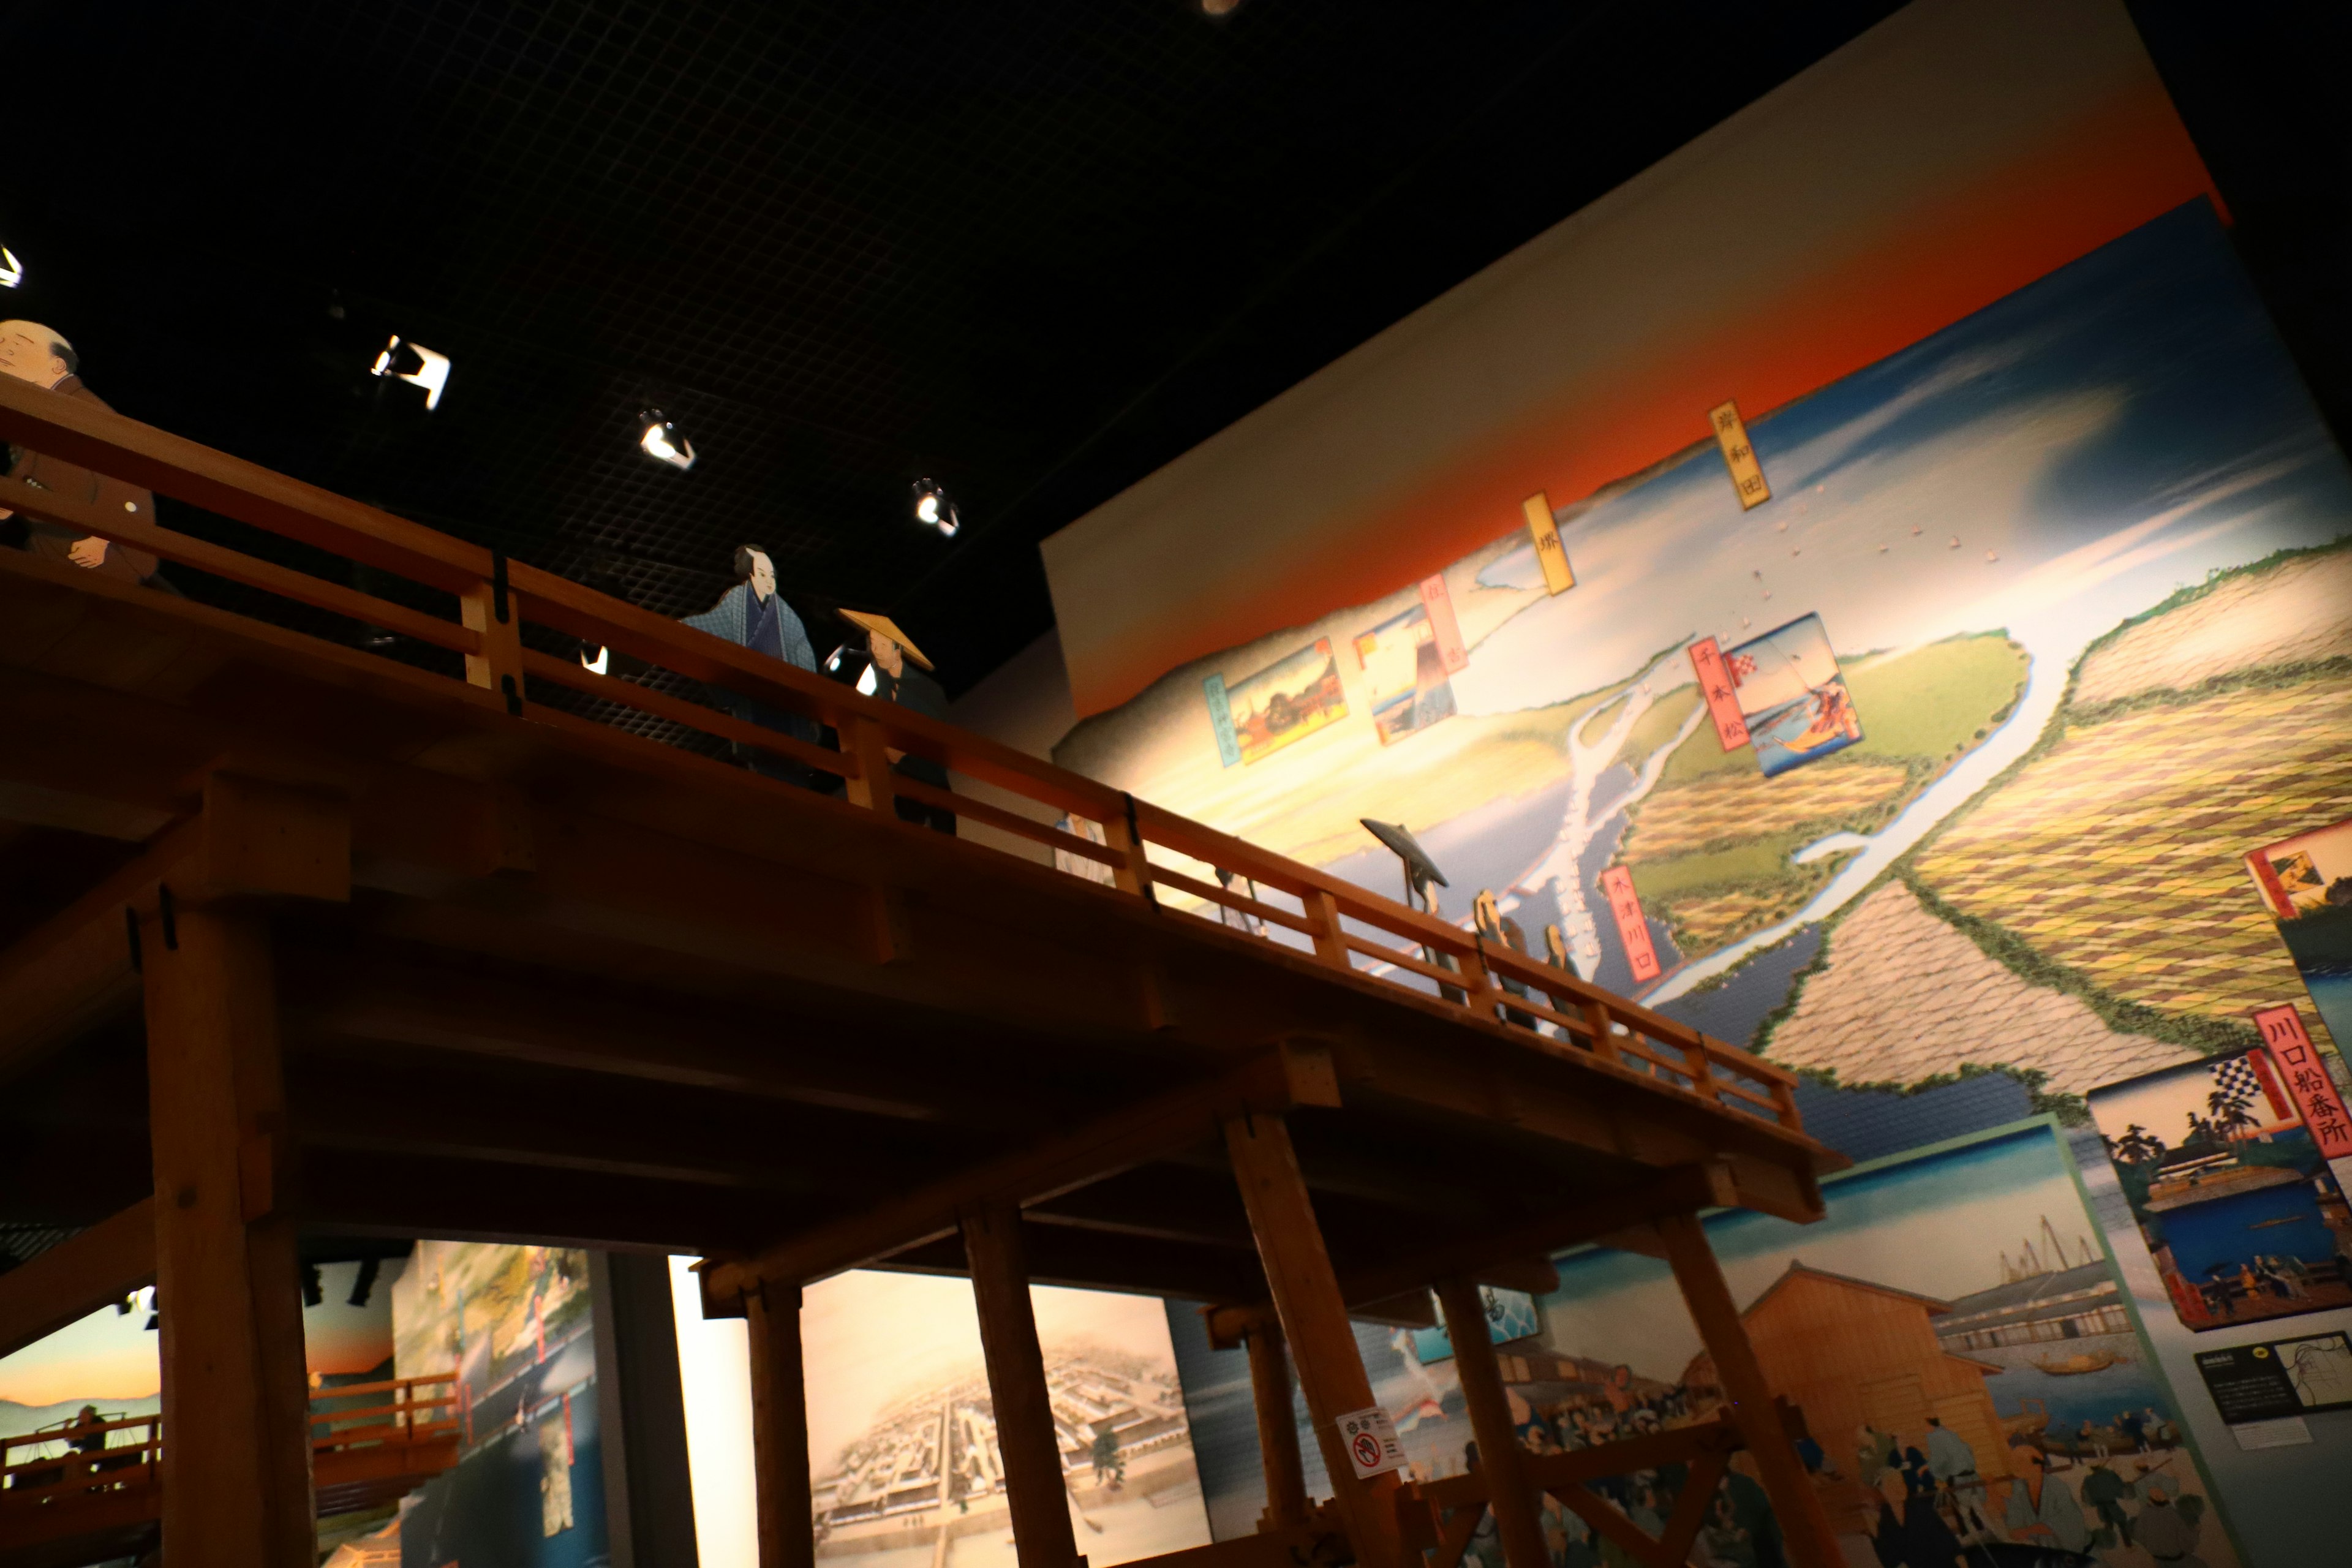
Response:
834,609,955,835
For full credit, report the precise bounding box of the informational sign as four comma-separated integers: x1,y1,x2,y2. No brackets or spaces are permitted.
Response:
2193,1332,2352,1430
1599,865,1661,984
2256,1004,2352,1190
1416,574,1469,673
1520,491,1575,595
1202,673,1241,769
1708,400,1770,509
1335,1404,1404,1479
1686,636,1751,750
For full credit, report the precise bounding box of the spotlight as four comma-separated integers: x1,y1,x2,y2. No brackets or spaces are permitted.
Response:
638,409,696,470
0,246,21,289
911,478,959,537
580,644,611,674
369,334,451,410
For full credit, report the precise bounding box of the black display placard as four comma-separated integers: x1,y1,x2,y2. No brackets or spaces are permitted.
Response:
2194,1332,2352,1424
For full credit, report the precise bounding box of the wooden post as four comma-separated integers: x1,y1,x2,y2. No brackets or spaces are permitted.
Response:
745,1282,814,1568
962,1205,1079,1568
1304,886,1350,971
459,569,526,699
1655,1213,1842,1568
1243,1319,1309,1530
842,714,897,817
1434,1278,1549,1568
142,900,314,1567
1224,1112,1405,1568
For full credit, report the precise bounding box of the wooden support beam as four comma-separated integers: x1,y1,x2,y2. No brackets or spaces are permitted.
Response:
143,900,315,1567
0,1198,156,1361
1224,1111,1404,1568
1655,1212,1842,1568
746,1283,815,1568
963,1204,1081,1568
1434,1278,1548,1568
1243,1321,1309,1531
707,1044,1338,1300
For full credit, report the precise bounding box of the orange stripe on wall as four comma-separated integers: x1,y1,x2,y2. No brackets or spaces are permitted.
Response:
1071,81,2219,718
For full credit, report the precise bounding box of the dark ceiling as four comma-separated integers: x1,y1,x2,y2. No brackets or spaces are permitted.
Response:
6,0,2346,699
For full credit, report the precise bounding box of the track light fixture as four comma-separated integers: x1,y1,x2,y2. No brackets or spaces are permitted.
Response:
369,334,451,410
0,246,21,289
638,409,696,470
911,478,959,537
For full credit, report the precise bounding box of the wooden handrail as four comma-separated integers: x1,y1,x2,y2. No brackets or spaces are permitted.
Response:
0,377,1812,1140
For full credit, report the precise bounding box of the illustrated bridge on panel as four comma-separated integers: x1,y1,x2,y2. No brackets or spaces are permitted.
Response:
0,374,1848,1568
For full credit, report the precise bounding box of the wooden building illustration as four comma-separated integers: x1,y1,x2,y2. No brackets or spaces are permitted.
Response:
1683,1263,2011,1509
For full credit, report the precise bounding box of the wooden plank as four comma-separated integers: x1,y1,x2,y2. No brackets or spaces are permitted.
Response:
963,1204,1080,1568
142,902,315,1566
746,1284,815,1568
1224,1111,1405,1568
1243,1321,1309,1530
0,472,479,656
1434,1278,1548,1568
520,648,855,785
0,1199,156,1361
0,372,491,594
0,818,198,1081
706,1046,1338,1300
1656,1212,1842,1568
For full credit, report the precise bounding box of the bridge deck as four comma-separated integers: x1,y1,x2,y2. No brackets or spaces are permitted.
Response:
0,374,1847,1567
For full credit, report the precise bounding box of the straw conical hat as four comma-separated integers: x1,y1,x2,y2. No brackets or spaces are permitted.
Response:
840,609,933,671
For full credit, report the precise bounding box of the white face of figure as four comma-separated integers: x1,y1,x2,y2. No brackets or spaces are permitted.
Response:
0,321,72,387
869,627,904,678
746,549,775,600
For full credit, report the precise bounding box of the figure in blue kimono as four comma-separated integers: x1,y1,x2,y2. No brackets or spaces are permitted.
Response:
2002,1443,2090,1555
681,545,821,785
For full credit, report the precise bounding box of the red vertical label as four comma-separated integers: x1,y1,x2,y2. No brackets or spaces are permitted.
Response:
1419,575,1469,673
1687,637,1750,750
1600,865,1661,984
2259,1005,2352,1161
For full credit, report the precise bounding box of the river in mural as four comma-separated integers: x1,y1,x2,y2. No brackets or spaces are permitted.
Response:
1055,200,2352,1099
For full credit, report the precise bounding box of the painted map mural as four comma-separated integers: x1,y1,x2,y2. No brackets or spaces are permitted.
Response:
1053,200,2352,1112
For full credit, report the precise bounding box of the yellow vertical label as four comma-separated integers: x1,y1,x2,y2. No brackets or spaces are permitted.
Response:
1521,491,1575,594
1708,401,1770,510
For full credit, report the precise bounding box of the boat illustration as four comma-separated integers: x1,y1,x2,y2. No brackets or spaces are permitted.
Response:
2029,1351,2122,1376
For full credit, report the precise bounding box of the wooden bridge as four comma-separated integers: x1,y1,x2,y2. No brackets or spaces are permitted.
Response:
0,371,1847,1568
0,1374,457,1568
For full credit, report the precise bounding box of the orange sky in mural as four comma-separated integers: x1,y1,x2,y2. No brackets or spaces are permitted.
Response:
1071,82,2220,717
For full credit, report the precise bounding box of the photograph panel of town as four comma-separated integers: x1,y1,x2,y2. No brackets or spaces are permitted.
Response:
802,1272,1211,1568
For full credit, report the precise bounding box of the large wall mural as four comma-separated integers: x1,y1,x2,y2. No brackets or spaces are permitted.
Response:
1054,202,2352,1110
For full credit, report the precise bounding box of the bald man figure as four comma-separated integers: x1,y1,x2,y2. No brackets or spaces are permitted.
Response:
0,320,162,586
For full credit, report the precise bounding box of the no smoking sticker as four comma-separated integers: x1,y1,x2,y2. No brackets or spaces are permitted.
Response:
1335,1404,1403,1479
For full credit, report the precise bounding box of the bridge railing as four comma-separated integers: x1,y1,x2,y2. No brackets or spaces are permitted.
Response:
0,377,1801,1134
0,1374,461,1508
0,1411,162,1506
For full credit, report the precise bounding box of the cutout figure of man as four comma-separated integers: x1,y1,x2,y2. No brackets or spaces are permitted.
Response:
682,545,820,785
0,322,162,586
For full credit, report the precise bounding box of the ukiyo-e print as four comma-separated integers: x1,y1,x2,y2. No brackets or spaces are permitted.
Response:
2246,815,2352,1059
1170,1123,2239,1567
1054,202,2352,1110
2088,1054,2352,1333
1220,637,1348,766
